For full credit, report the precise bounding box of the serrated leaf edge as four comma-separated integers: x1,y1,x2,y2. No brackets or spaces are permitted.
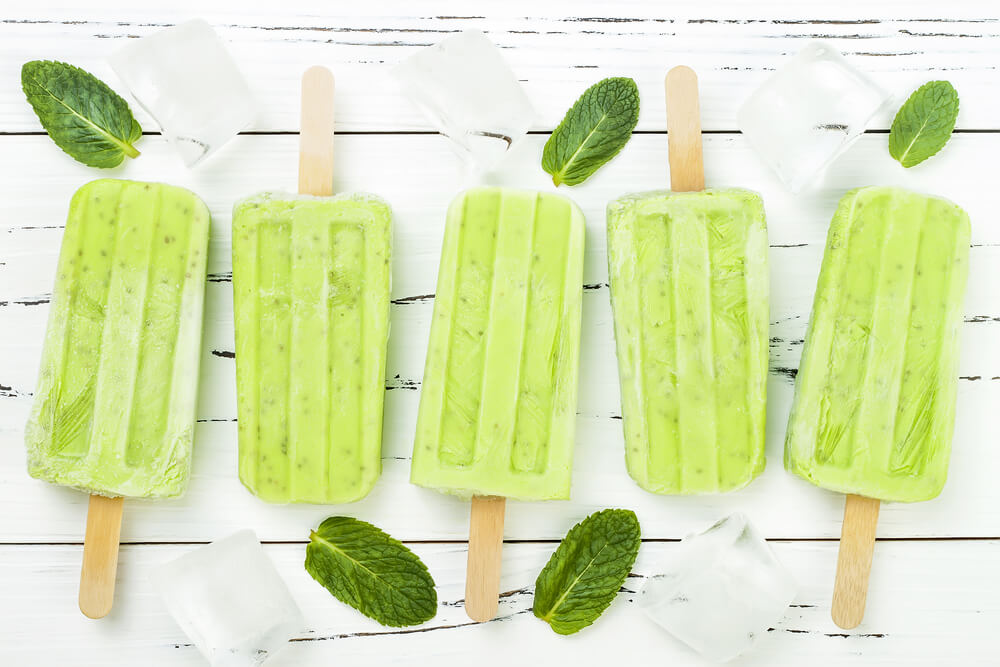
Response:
538,541,613,624
22,61,141,164
308,528,432,601
889,81,958,168
543,77,639,187
305,518,437,628
550,106,620,186
533,509,640,635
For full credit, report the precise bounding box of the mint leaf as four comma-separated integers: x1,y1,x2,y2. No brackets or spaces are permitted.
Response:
542,77,639,186
533,509,641,635
305,516,436,627
888,80,959,168
21,60,142,168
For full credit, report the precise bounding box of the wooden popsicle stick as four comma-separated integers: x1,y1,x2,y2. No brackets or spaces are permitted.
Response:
832,494,881,629
79,494,124,619
664,65,705,192
465,495,506,622
299,65,335,196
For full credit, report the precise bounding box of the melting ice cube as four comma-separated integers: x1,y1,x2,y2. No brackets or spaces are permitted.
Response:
640,513,797,662
390,30,535,174
109,19,256,167
737,42,891,193
153,530,303,666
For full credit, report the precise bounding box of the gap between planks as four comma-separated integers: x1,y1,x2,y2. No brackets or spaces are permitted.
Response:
2,129,1000,137
3,536,999,547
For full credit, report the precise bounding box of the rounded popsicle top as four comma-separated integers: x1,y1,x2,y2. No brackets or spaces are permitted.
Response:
784,184,971,502
25,178,211,499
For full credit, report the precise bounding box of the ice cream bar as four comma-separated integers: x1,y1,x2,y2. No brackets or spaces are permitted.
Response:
411,186,585,500
232,192,392,503
785,186,970,502
607,189,769,494
25,179,210,498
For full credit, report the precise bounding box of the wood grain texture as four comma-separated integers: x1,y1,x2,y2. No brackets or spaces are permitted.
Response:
1,4,997,662
298,65,335,196
665,65,705,191
4,540,1000,664
0,134,996,543
832,494,881,629
78,495,123,619
465,496,506,622
1,2,998,132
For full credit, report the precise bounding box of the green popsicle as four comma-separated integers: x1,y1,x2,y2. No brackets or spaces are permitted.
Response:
232,192,392,503
411,187,586,500
607,188,769,494
25,179,210,498
785,186,970,502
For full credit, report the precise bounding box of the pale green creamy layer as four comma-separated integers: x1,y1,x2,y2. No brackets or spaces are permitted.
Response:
411,187,585,500
25,179,210,498
607,189,769,494
232,192,391,504
785,186,970,502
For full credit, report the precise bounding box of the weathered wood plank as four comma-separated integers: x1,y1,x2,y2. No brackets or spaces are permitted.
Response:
1,4,996,664
1,540,997,664
0,2,997,132
0,132,996,541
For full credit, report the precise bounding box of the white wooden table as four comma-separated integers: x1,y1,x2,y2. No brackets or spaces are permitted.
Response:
2,2,998,664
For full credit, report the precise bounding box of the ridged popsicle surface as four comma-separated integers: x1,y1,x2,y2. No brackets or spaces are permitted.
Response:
411,187,585,500
607,188,769,494
232,192,391,503
25,179,210,498
785,186,970,502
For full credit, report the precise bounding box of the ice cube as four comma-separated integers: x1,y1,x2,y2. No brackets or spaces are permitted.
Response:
109,19,256,167
640,513,797,663
737,42,891,193
153,530,303,667
390,30,535,174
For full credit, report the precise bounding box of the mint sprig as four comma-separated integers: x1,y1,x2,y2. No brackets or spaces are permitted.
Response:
542,77,639,186
533,509,641,635
305,516,437,627
888,80,959,168
22,60,142,168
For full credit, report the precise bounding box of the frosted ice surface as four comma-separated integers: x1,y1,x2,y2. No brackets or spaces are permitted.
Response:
391,30,535,174
738,42,891,193
640,513,797,662
153,530,303,666
110,19,255,167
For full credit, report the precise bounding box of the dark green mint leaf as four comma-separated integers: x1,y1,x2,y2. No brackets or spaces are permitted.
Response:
305,516,437,627
542,77,639,186
888,80,959,168
533,509,641,635
21,60,142,168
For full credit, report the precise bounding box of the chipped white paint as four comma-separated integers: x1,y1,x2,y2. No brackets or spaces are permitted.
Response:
1,133,997,541
3,541,1000,665
0,2,997,663
1,3,999,131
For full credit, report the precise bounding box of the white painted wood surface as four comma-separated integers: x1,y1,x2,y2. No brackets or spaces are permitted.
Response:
1,2,998,663
4,541,1000,665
